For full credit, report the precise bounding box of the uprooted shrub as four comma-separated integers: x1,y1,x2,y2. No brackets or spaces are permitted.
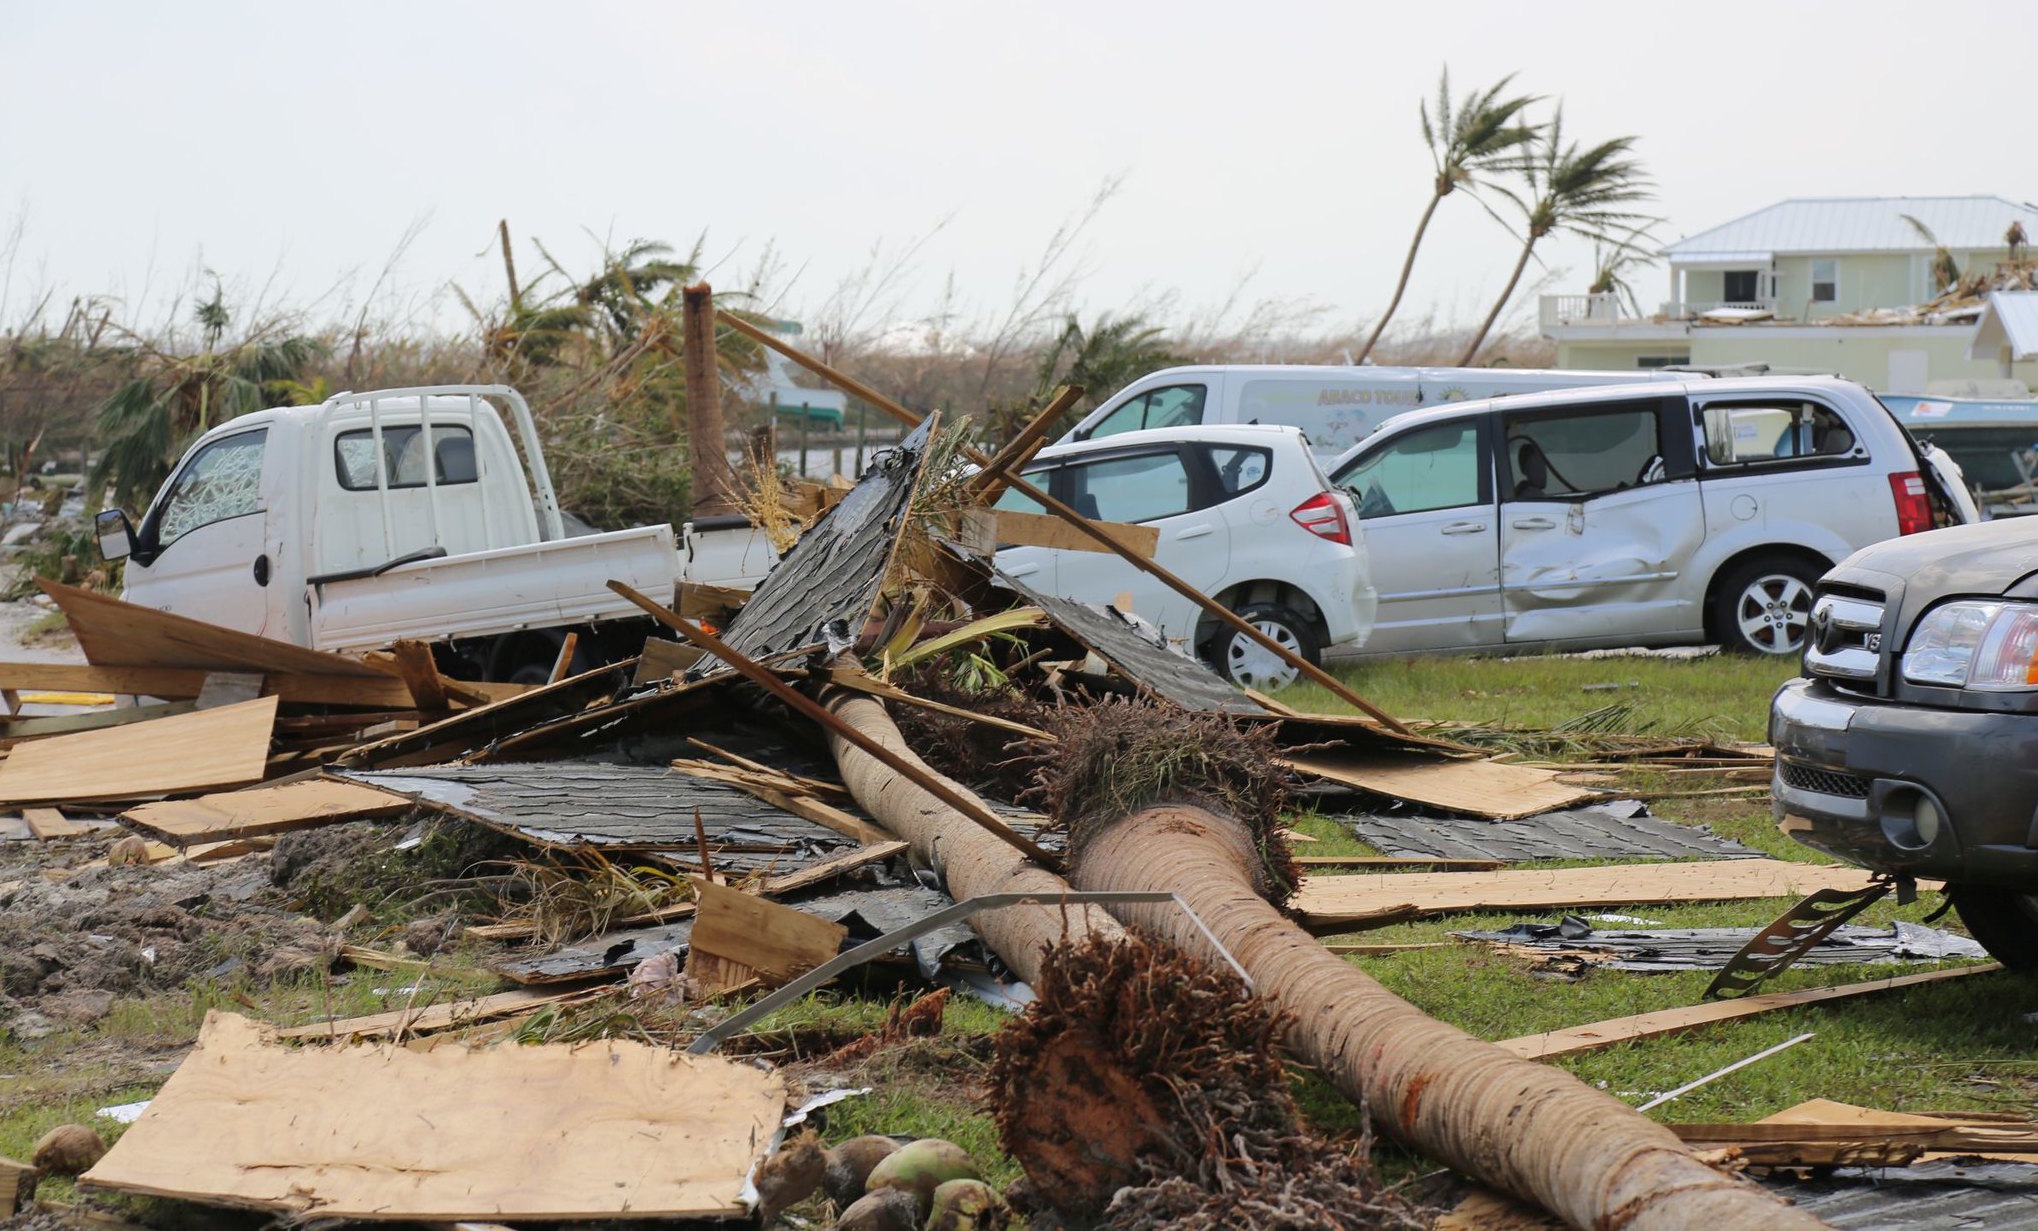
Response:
989,932,1432,1229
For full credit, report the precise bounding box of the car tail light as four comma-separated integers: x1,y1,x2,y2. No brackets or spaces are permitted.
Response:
1290,491,1350,545
1889,471,1932,536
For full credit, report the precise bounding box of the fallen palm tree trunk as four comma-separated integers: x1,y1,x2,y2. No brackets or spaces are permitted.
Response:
1044,701,1826,1231
823,692,1118,984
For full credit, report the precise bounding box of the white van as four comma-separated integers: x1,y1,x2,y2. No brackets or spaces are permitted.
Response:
1058,365,1693,460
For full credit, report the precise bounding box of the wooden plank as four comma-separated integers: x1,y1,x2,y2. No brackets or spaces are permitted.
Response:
1294,855,1507,871
41,579,393,677
546,632,579,685
1,701,196,742
122,778,411,845
1293,859,1885,929
389,641,451,712
24,806,90,839
971,507,1159,557
80,1010,784,1221
1494,964,1999,1060
665,761,893,845
633,638,701,686
0,661,415,708
1282,752,1603,819
689,877,846,988
0,1155,35,1219
0,697,279,806
1670,1115,2038,1165
1758,1097,2038,1163
820,667,1052,740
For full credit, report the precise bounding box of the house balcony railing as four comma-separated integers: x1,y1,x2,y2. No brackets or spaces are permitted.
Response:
1540,293,1778,329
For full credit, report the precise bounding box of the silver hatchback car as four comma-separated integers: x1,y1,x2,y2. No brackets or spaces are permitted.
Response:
1327,375,1975,658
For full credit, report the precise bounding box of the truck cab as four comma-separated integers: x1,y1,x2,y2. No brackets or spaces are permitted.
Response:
98,385,760,681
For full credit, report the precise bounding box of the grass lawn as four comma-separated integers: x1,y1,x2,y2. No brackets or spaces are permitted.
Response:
1279,650,2038,1129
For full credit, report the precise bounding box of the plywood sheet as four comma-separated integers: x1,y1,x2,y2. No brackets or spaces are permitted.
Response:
123,778,410,844
0,697,278,805
1494,963,1998,1060
1293,858,1881,929
1284,752,1601,819
0,660,415,708
1760,1097,2038,1163
81,1010,785,1220
23,807,89,839
41,579,392,677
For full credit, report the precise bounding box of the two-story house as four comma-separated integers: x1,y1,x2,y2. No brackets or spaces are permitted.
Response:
1542,195,2038,393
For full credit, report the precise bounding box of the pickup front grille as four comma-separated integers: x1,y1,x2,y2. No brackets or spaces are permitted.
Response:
1803,588,1887,688
1779,760,1872,800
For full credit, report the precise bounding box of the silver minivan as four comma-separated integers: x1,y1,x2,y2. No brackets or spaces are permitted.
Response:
1328,376,1976,657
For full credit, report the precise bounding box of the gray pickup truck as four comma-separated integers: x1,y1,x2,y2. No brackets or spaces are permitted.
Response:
1772,515,2038,968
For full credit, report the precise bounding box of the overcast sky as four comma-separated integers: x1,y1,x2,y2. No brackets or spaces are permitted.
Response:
0,1,2023,343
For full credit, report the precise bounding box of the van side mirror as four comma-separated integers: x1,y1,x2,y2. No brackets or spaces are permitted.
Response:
95,508,137,562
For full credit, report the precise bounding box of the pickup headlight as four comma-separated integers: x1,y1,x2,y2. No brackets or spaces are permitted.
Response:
1901,600,2038,690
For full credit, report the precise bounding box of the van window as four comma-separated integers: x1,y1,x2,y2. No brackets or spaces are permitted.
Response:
1087,384,1207,438
1503,407,1662,500
1698,400,1859,468
1339,422,1487,518
1204,445,1271,497
992,469,1050,513
1066,450,1193,523
335,425,479,491
155,429,268,547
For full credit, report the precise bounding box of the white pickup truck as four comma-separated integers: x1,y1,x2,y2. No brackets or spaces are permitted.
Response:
94,385,774,682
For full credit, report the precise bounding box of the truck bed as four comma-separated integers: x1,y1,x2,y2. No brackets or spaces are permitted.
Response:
308,525,681,653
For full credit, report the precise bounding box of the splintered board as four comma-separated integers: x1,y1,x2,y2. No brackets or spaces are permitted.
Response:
82,1011,785,1221
1281,752,1601,819
690,877,848,987
39,579,392,678
0,696,279,805
1494,963,1998,1060
122,777,411,844
1291,858,1882,929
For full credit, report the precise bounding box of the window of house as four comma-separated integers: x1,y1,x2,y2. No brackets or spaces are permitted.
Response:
1502,407,1663,500
1698,399,1860,467
1811,259,1838,303
1723,270,1760,303
1085,384,1207,439
155,429,268,547
1065,450,1193,523
1337,421,1487,518
1637,355,1691,369
335,425,478,491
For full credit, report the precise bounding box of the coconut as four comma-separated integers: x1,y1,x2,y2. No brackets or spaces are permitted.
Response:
32,1123,105,1175
832,1185,918,1231
106,835,152,867
925,1177,1008,1231
754,1129,828,1222
822,1133,899,1207
862,1138,979,1219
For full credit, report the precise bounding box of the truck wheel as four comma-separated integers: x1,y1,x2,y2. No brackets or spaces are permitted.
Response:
1210,603,1320,693
1949,885,2038,971
1713,556,1819,655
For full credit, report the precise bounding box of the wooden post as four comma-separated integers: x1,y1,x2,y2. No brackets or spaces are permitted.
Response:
713,311,1411,735
682,284,737,517
855,399,868,474
797,404,810,479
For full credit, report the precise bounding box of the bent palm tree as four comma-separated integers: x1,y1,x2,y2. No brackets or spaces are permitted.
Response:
1355,68,1539,365
1588,224,1659,319
1902,214,1961,294
1461,108,1655,364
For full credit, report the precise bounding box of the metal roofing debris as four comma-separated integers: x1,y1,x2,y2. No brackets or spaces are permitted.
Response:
1455,919,1989,972
995,568,1267,715
1663,195,2038,260
1764,1160,2038,1230
494,876,972,985
1331,800,1761,863
691,417,932,678
1970,291,2038,361
343,761,860,872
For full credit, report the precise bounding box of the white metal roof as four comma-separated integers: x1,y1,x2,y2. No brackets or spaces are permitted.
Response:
1968,292,2038,361
1664,196,2038,261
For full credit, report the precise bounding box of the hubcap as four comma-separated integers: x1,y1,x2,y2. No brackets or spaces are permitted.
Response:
1735,574,1813,654
1226,619,1302,691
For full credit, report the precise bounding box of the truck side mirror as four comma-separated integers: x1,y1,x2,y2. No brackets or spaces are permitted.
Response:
95,508,137,562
